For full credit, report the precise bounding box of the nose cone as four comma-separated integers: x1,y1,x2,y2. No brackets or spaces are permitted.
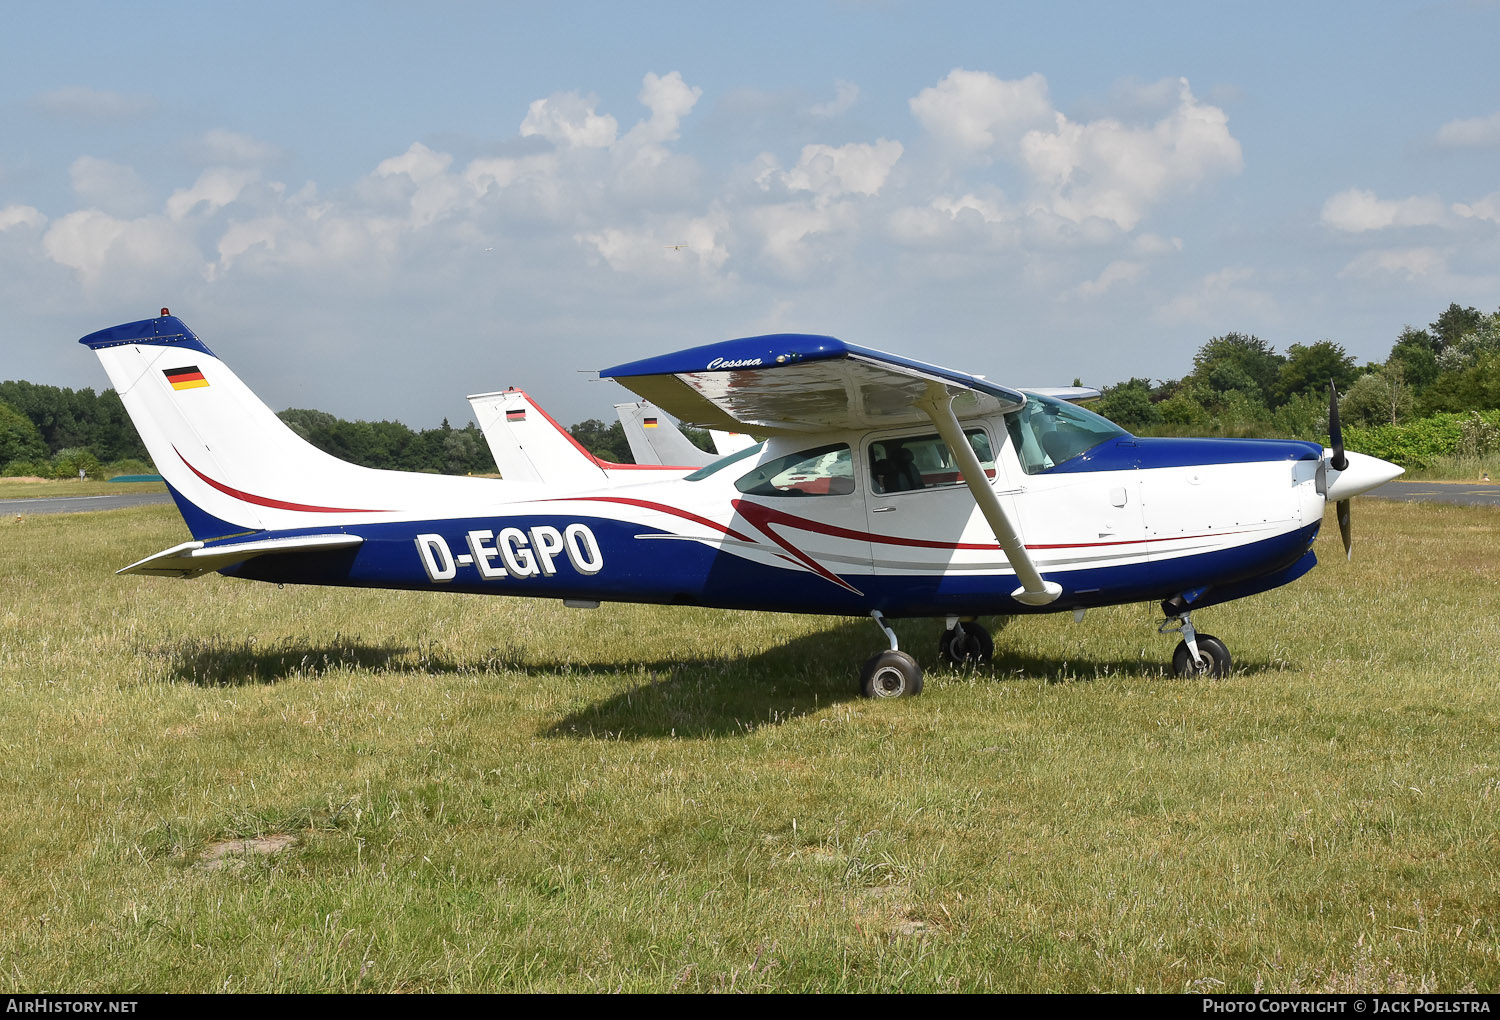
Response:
1324,449,1404,501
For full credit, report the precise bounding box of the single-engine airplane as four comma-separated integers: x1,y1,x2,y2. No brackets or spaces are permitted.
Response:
81,311,1402,697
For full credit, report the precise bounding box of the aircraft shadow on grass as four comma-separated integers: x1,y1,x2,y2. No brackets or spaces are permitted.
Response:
154,622,1271,738
539,619,1274,741
157,635,440,687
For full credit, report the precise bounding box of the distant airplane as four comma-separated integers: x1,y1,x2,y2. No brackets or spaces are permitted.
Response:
664,244,686,251
81,311,1401,697
466,388,690,488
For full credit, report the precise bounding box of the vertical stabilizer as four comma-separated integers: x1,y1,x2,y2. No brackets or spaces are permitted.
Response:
614,400,716,467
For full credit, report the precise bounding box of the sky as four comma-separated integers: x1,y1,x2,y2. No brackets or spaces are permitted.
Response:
2,0,1498,428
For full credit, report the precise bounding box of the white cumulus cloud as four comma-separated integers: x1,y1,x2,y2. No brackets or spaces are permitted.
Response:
1338,247,1448,280
166,168,258,221
776,139,904,200
1320,189,1449,232
0,205,48,232
909,70,1053,153
1436,110,1500,148
520,92,618,148
1019,78,1242,231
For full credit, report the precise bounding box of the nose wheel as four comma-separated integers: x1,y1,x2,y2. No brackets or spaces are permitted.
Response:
1159,604,1233,678
1171,634,1231,677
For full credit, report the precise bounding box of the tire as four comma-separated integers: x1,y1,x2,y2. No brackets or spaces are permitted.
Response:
938,623,994,667
859,650,924,698
1171,634,1231,678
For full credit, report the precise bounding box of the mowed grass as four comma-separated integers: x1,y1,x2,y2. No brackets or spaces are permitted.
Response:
0,500,1497,993
0,478,166,499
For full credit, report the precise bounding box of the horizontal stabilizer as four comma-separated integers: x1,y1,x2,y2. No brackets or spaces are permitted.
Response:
118,534,363,579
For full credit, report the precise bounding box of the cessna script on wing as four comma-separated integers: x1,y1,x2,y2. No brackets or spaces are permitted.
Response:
416,525,603,582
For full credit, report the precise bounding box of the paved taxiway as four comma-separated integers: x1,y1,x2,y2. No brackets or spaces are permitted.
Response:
2,492,174,516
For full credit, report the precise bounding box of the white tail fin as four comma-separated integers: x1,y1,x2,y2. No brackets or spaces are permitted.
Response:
615,401,716,467
81,312,505,537
467,388,613,488
709,428,757,457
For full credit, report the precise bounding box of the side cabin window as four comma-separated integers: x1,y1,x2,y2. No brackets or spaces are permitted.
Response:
1004,393,1126,475
867,429,994,495
734,443,854,497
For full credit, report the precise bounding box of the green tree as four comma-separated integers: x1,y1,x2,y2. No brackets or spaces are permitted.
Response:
50,447,102,479
1277,341,1357,403
1095,377,1161,429
569,419,633,463
1387,326,1440,389
1342,368,1413,426
1190,333,1284,406
1429,303,1482,355
0,400,48,465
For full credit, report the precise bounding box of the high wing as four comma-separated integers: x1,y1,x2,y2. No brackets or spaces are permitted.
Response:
602,334,1061,606
600,334,1027,435
1026,386,1101,402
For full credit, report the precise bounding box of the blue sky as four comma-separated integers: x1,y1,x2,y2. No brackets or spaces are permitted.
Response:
3,1,1498,427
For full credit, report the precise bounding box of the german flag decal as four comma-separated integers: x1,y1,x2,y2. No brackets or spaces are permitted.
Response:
643,417,659,429
506,409,525,422
163,366,209,390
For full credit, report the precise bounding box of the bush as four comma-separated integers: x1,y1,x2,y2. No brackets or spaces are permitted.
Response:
103,458,155,478
50,448,102,479
3,459,50,478
1344,410,1500,468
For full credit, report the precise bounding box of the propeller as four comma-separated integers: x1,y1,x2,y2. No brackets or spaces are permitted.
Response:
1328,380,1352,558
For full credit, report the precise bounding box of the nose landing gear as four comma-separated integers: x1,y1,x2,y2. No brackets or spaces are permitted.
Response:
1159,602,1232,678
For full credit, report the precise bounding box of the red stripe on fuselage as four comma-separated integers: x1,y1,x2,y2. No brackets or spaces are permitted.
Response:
175,448,389,514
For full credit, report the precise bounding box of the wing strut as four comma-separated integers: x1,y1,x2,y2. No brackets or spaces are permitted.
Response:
918,386,1062,607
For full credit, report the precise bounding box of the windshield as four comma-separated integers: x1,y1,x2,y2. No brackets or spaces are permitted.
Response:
1005,393,1126,474
684,442,764,481
734,443,854,497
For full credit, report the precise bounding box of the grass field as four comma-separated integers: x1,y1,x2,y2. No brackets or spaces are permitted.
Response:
0,478,166,499
0,500,1497,992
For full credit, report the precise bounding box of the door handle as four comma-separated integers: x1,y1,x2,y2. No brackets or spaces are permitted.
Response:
872,506,896,513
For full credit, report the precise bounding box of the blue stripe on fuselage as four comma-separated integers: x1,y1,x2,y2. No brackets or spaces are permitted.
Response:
1046,436,1323,474
217,512,1321,619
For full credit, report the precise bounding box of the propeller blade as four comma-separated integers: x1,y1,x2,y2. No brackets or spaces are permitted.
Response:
1337,498,1352,559
1328,380,1348,471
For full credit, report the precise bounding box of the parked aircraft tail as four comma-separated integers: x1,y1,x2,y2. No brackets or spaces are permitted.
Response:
80,311,502,540
615,400,716,467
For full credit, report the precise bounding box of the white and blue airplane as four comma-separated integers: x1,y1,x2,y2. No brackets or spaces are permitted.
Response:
81,310,1402,697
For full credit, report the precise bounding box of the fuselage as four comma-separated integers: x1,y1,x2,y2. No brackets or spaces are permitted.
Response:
220,412,1337,619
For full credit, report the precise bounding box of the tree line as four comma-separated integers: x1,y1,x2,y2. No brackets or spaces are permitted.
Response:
4,300,1496,477
1092,302,1500,440
0,381,496,479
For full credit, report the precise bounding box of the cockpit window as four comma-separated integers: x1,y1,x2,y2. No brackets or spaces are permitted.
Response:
1005,393,1126,474
734,443,854,497
867,430,993,494
684,442,764,481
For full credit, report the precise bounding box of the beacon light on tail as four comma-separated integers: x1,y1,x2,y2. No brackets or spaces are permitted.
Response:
81,310,1402,698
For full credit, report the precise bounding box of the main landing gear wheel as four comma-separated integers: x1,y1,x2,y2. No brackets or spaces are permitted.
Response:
1172,634,1232,678
938,622,993,667
859,650,924,699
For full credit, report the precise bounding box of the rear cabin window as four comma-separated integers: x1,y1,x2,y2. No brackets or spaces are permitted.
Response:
1004,393,1125,474
734,444,854,497
867,430,994,494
